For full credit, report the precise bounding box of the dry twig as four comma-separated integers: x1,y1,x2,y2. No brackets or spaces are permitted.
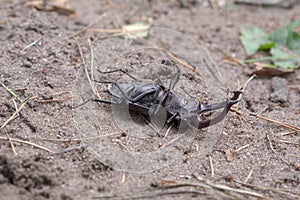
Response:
266,134,277,154
193,174,266,199
250,113,300,133
0,136,54,153
234,180,300,197
244,168,253,184
209,155,214,177
0,96,38,130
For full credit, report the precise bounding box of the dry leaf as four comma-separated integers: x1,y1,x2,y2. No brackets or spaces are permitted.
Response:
244,63,295,76
25,0,75,16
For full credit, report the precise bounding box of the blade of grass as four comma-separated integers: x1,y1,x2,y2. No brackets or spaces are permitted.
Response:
1,82,23,102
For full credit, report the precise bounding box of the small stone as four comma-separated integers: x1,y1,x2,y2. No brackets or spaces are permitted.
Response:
270,76,288,103
225,148,236,162
21,59,32,68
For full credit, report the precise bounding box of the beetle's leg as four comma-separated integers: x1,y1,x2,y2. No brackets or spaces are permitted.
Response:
72,98,117,109
169,72,180,89
93,80,132,101
98,69,139,81
166,112,179,124
152,72,180,114
152,71,165,86
181,86,198,100
93,98,117,104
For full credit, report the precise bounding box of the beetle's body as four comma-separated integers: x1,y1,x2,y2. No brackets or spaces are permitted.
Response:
96,81,242,129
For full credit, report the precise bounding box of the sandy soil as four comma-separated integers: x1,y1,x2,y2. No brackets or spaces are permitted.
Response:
0,0,299,199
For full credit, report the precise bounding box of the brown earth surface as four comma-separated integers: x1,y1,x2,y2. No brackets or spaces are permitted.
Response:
0,0,299,199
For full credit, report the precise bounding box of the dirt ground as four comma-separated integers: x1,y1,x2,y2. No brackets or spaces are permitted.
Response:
0,0,299,199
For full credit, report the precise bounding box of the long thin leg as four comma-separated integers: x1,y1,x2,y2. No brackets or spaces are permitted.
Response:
93,98,115,104
169,72,180,89
180,86,198,100
92,80,131,100
72,97,116,109
153,71,165,86
98,69,138,81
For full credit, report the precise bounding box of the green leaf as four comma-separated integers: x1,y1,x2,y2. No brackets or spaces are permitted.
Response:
269,20,300,52
240,26,271,55
258,41,275,51
286,31,300,53
270,45,300,69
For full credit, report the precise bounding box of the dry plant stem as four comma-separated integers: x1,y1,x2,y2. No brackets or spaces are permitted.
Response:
141,115,161,136
209,155,214,177
122,171,126,184
87,38,98,97
164,123,173,137
266,134,276,154
235,143,251,152
36,132,123,142
0,136,54,153
250,113,300,133
6,133,17,156
230,106,243,115
38,137,82,142
88,28,122,33
277,130,296,136
0,96,38,130
193,175,266,199
52,90,70,96
159,132,187,149
12,99,18,112
75,38,85,65
52,145,86,155
36,91,71,103
234,180,300,197
276,139,300,146
244,168,253,183
94,190,205,199
116,140,131,153
70,12,107,38
239,74,256,91
23,37,43,51
291,154,300,158
36,97,71,103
